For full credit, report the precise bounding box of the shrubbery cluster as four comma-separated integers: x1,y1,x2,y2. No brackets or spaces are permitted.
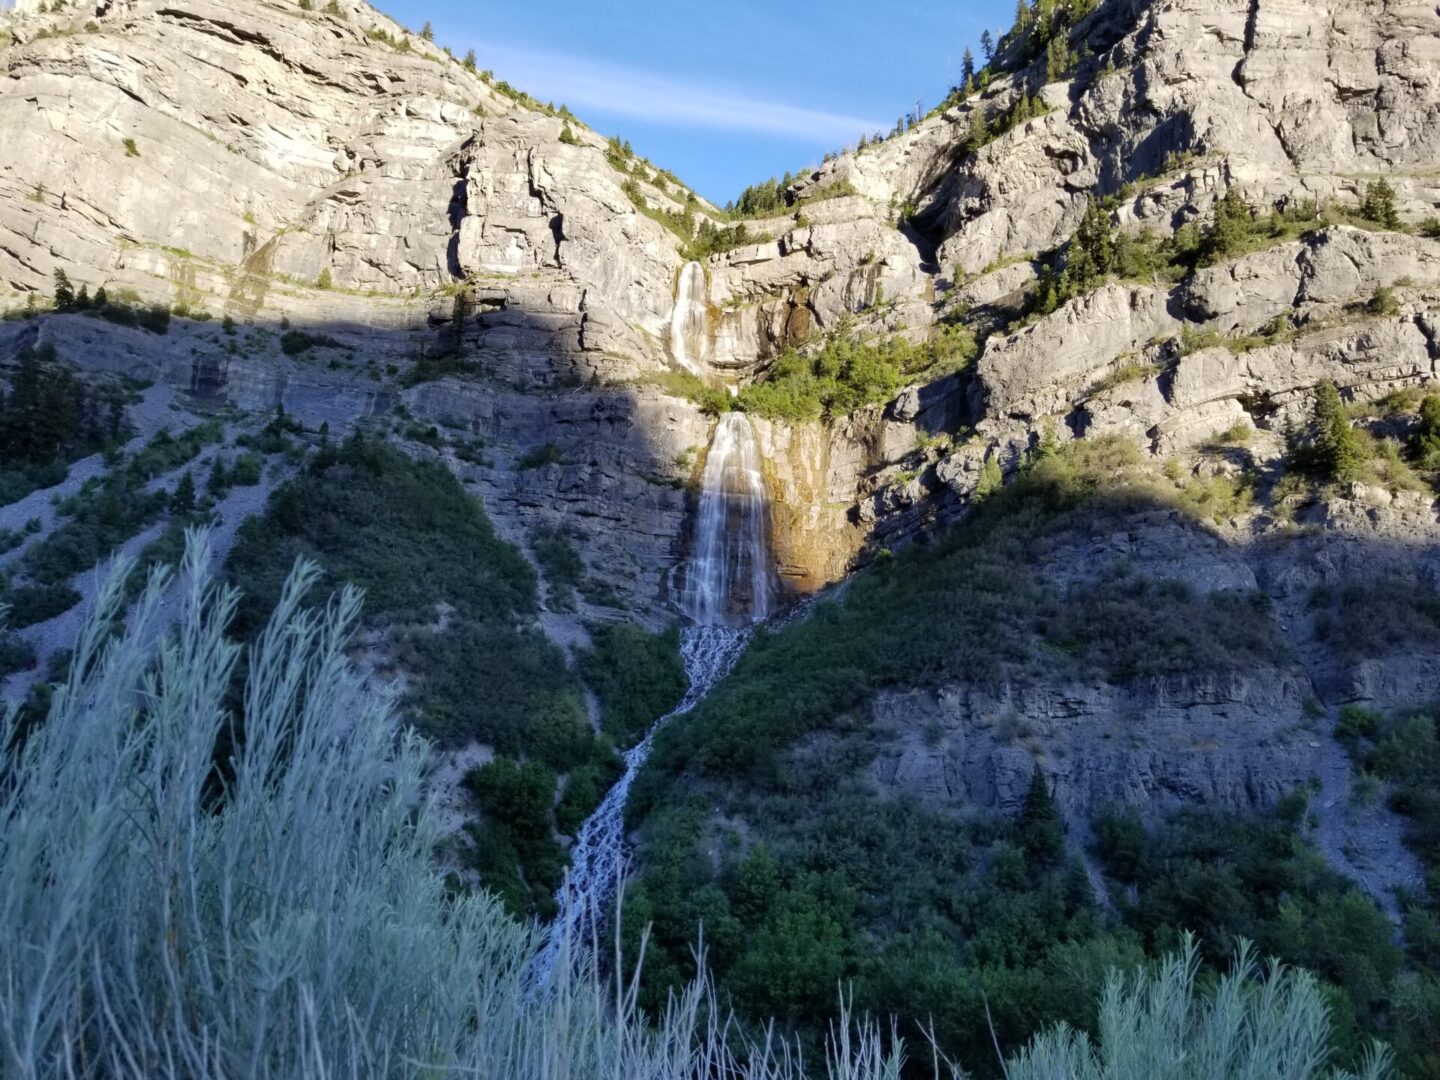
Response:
736,321,977,423
223,436,629,915
0,343,129,505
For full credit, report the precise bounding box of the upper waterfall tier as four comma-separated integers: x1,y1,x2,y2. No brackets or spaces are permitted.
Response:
669,262,710,378
683,412,776,626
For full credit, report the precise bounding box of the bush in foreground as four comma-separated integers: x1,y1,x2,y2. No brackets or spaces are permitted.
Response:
0,535,1389,1077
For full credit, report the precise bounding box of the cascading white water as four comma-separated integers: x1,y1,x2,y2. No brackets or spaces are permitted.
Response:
530,625,749,990
682,412,775,626
669,261,709,377
533,284,778,993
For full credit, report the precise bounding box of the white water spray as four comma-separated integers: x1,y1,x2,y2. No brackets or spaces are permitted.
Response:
682,412,775,626
531,626,749,989
534,283,778,991
669,261,709,377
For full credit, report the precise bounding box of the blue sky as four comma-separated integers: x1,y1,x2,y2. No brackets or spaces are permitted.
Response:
374,0,1014,205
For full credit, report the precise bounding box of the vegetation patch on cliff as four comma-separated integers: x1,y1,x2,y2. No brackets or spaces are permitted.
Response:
736,320,977,423
0,343,133,507
579,622,687,746
225,436,611,916
1335,707,1440,1076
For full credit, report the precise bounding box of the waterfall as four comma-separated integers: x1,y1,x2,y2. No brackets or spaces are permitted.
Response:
532,287,778,994
530,625,749,991
682,412,775,626
669,261,709,377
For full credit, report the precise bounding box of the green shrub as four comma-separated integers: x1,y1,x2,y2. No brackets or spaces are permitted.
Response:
122,137,139,158
226,436,590,764
529,525,584,611
0,626,34,677
0,344,130,506
1312,577,1440,667
579,623,687,745
1410,395,1440,468
228,452,264,486
685,217,757,260
738,320,976,422
1096,797,1404,1062
125,421,222,481
1337,705,1382,743
1369,285,1399,315
554,758,623,836
0,581,81,628
280,328,339,355
1360,179,1401,230
627,369,733,415
464,759,565,917
6,420,211,603
518,442,565,469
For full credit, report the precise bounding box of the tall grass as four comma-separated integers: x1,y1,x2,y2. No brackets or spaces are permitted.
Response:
1008,939,1390,1080
0,534,1389,1078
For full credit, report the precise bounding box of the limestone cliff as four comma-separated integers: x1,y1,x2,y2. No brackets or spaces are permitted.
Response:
3,0,1440,884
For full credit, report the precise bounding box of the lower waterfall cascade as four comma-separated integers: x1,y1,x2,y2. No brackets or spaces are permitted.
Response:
681,411,776,626
534,393,779,991
530,626,749,989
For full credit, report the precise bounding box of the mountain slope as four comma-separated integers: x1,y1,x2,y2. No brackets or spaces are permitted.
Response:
3,0,1440,1070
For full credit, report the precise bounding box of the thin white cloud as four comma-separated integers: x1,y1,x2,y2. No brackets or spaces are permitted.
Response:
476,42,884,142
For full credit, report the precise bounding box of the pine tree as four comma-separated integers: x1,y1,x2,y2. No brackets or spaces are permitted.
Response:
53,269,76,312
1019,765,1064,862
1046,34,1071,82
170,471,197,516
1070,200,1116,283
1360,178,1401,230
1310,380,1365,483
981,29,995,62
961,47,976,86
463,49,476,71
1200,187,1254,265
968,104,988,151
1015,0,1031,30
420,20,433,41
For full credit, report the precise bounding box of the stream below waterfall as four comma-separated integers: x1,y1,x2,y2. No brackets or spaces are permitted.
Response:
531,626,749,987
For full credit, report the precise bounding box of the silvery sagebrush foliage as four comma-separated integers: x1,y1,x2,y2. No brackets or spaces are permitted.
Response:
0,532,1391,1079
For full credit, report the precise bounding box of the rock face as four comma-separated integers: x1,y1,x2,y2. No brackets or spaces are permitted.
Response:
4,0,1440,899
4,0,1439,614
854,505,1440,909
